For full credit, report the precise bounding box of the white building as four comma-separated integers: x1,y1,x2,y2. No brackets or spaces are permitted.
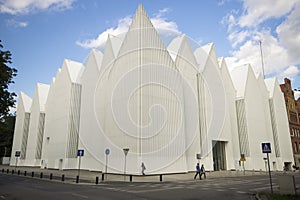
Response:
24,83,49,167
10,5,293,174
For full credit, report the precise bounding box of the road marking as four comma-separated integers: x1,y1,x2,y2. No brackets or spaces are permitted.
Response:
130,186,185,193
70,193,89,199
236,191,246,194
250,186,277,191
0,195,6,199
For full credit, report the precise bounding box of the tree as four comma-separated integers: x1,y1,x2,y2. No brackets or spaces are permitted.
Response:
0,115,15,157
0,40,17,159
0,40,17,118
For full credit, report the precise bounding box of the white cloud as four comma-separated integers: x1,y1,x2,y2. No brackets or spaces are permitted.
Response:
221,10,238,32
0,0,74,15
6,19,28,28
223,1,300,83
76,16,131,49
227,30,249,48
276,3,300,65
77,8,181,49
226,30,289,75
238,0,297,27
151,16,181,36
218,0,231,6
283,65,299,76
154,8,170,18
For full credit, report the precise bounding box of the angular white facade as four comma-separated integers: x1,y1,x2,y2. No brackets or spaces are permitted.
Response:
41,60,84,169
11,92,32,166
11,5,293,173
24,83,49,166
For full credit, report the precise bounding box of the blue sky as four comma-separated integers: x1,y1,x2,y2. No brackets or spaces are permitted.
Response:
1,0,300,101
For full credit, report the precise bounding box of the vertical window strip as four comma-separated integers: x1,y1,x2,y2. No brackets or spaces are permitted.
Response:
197,73,207,155
21,113,30,159
269,99,280,157
35,113,45,159
67,83,82,158
236,100,250,157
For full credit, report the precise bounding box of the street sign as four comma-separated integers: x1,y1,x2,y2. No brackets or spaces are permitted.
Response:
261,142,273,193
77,149,84,157
240,157,246,161
15,151,21,157
240,154,246,161
262,143,271,153
105,148,110,155
123,148,129,156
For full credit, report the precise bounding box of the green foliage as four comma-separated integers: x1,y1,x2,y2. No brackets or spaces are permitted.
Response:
0,40,17,158
260,193,300,200
0,40,17,118
0,115,15,157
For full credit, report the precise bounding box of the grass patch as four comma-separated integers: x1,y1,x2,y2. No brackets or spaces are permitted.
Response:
259,193,300,200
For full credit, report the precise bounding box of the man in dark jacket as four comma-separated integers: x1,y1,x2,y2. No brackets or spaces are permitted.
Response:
194,163,201,179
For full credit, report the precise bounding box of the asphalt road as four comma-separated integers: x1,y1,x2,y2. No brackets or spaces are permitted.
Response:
0,173,298,200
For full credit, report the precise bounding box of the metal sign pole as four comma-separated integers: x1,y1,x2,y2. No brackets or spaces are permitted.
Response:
78,156,81,177
105,154,108,180
15,157,18,172
267,152,273,193
124,155,127,181
104,148,110,181
123,148,129,182
243,161,245,175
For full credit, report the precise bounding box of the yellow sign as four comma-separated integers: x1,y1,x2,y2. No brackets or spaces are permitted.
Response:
240,157,246,162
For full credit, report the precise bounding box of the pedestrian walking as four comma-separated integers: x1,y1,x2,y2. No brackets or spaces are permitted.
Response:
194,163,201,179
141,162,146,175
200,164,206,179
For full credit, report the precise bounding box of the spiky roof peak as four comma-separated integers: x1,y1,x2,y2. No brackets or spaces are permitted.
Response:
63,59,85,83
19,92,32,112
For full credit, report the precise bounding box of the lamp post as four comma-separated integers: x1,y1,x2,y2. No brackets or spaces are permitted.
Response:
196,153,201,164
259,40,265,79
105,148,110,180
123,148,129,181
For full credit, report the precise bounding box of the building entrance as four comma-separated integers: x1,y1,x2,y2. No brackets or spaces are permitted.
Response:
212,141,227,171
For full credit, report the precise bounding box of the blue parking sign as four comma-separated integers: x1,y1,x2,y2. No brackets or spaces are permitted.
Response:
77,149,84,157
15,151,21,157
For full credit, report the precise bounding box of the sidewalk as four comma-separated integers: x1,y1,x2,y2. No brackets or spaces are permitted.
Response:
0,164,270,184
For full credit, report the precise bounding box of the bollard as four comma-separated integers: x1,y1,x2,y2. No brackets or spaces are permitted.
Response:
24,171,27,176
40,172,43,178
102,173,105,181
12,170,14,174
6,169,9,174
2,169,4,173
17,170,20,175
130,175,132,182
160,174,163,182
31,172,34,177
76,175,79,183
95,176,99,184
61,174,65,182
50,173,53,180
